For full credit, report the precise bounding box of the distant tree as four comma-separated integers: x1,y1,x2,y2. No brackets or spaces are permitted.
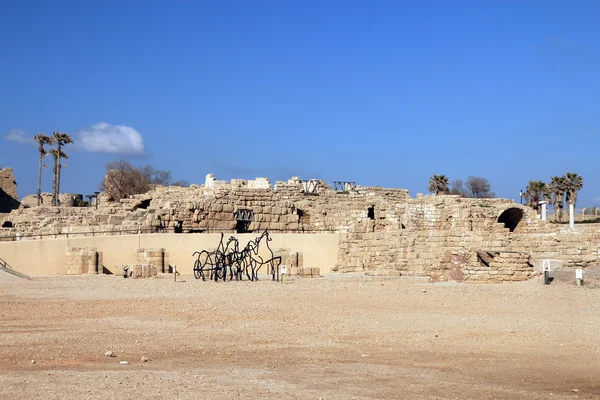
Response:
172,180,190,187
100,159,186,201
465,176,495,198
428,175,449,195
52,132,73,205
33,133,55,206
449,179,468,197
139,165,172,187
565,172,584,209
100,160,149,201
523,180,548,213
548,176,567,221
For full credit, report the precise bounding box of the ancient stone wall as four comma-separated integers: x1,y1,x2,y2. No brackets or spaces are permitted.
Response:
1,172,598,281
431,250,535,283
21,193,85,208
0,168,19,214
0,175,411,239
335,194,600,280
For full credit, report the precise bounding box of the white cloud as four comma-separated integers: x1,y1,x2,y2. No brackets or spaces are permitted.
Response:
3,129,34,145
75,123,146,155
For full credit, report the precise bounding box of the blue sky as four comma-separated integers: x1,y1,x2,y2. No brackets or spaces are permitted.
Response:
1,0,599,206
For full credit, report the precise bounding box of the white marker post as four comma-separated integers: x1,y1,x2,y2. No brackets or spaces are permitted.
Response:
542,260,551,285
280,265,287,284
569,204,575,229
540,201,547,221
576,269,583,286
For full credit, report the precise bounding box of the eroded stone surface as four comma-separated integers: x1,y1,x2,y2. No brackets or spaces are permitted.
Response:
1,173,599,281
0,168,19,214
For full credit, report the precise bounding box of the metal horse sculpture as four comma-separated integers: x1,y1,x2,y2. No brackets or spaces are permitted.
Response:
192,233,234,281
192,230,282,282
243,230,280,281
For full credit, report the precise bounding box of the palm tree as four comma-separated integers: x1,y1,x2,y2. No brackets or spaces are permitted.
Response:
523,180,549,213
52,132,73,206
428,175,449,195
33,133,55,206
548,176,567,222
565,172,584,209
49,148,68,206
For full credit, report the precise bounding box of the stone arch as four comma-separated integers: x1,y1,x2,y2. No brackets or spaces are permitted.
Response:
497,208,524,232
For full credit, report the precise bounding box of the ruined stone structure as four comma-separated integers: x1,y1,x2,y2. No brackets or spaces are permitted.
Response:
433,250,535,283
1,173,599,281
135,248,167,273
65,247,102,275
0,168,19,214
273,249,318,277
20,193,84,208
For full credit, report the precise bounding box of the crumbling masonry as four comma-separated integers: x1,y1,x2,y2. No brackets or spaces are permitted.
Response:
1,173,599,282
0,168,20,214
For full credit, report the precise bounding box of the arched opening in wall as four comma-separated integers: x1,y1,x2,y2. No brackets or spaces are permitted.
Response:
498,208,524,232
400,223,406,229
2,221,13,228
367,206,375,220
133,199,151,211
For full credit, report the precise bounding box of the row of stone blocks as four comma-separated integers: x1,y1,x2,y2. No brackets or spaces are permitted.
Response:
121,264,158,279
274,250,317,277
134,248,167,274
287,267,320,278
65,247,167,276
274,249,302,269
65,247,103,275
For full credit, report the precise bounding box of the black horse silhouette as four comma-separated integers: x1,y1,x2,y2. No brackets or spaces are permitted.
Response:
192,230,282,282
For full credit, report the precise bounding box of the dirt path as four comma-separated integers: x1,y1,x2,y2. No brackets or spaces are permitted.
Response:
1,275,599,399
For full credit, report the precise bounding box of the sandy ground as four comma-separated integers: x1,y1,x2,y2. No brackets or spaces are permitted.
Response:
1,274,599,400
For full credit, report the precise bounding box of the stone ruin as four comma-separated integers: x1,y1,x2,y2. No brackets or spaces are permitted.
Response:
65,247,103,275
0,168,20,214
1,172,599,282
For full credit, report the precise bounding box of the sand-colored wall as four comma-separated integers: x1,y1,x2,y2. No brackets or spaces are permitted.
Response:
0,233,339,276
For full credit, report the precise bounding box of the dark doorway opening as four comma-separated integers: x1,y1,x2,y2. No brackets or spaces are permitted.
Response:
2,221,13,228
367,206,375,220
133,199,151,210
498,208,524,232
174,221,183,233
235,220,252,233
234,209,254,233
297,209,309,224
